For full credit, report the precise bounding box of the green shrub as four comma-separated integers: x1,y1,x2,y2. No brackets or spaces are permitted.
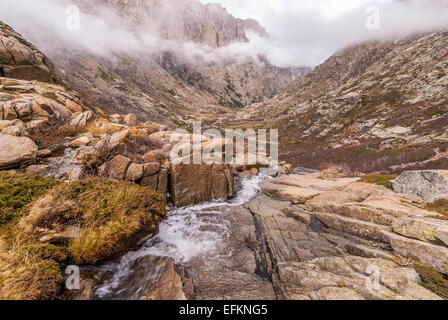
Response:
359,174,397,189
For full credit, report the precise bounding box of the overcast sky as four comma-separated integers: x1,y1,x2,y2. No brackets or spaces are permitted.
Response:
199,0,448,66
201,0,391,25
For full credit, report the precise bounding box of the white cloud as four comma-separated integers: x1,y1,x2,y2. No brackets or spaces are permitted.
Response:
202,0,448,66
0,0,447,68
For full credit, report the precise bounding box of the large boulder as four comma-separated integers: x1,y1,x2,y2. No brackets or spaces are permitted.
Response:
391,170,448,202
70,111,93,127
171,164,235,207
0,21,57,83
0,133,37,169
103,155,132,180
140,163,169,196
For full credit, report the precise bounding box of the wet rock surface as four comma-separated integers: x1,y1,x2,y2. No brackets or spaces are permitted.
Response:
105,255,186,300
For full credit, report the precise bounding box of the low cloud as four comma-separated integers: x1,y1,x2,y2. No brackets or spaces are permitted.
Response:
260,0,448,66
0,0,448,68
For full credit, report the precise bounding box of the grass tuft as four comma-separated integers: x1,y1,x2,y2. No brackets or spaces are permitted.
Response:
22,179,167,264
359,174,397,189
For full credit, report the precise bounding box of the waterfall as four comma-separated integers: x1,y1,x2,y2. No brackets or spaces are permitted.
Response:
95,174,269,299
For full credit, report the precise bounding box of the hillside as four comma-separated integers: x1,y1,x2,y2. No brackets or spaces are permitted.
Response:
0,21,58,83
221,30,448,173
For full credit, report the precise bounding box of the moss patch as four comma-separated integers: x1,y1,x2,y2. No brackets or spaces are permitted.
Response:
414,264,448,299
359,174,397,189
0,172,61,225
425,199,448,219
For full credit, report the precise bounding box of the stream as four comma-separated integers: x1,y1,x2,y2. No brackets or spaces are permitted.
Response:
95,174,270,299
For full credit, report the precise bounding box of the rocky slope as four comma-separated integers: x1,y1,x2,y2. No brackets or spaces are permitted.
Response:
94,0,247,47
44,0,307,126
0,20,274,300
77,0,261,48
0,21,58,83
220,30,448,173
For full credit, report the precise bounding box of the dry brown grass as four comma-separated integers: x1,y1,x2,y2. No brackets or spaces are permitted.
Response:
113,135,164,163
21,178,167,264
0,175,167,300
27,118,84,151
414,263,448,299
0,237,65,300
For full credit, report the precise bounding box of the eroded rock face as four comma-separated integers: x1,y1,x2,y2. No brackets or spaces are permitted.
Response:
277,256,441,300
0,77,88,130
170,163,235,207
70,111,93,127
84,0,248,49
0,21,57,83
391,170,448,202
103,155,132,180
105,255,186,300
133,173,442,300
0,133,37,169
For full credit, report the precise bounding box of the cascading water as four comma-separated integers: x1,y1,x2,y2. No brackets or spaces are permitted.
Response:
95,174,270,299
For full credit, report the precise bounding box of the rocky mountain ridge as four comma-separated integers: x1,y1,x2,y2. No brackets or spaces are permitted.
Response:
217,30,448,173
44,0,307,126
0,21,58,84
79,0,251,48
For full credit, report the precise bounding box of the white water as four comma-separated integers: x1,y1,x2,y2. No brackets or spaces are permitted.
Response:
95,174,269,299
44,148,80,179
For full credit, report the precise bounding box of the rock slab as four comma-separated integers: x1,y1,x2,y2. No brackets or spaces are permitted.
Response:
391,170,448,202
0,133,37,169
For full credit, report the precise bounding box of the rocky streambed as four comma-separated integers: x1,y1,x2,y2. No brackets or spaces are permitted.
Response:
67,171,448,300
87,174,274,300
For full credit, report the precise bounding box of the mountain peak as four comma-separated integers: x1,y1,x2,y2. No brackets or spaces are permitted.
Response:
78,0,258,48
